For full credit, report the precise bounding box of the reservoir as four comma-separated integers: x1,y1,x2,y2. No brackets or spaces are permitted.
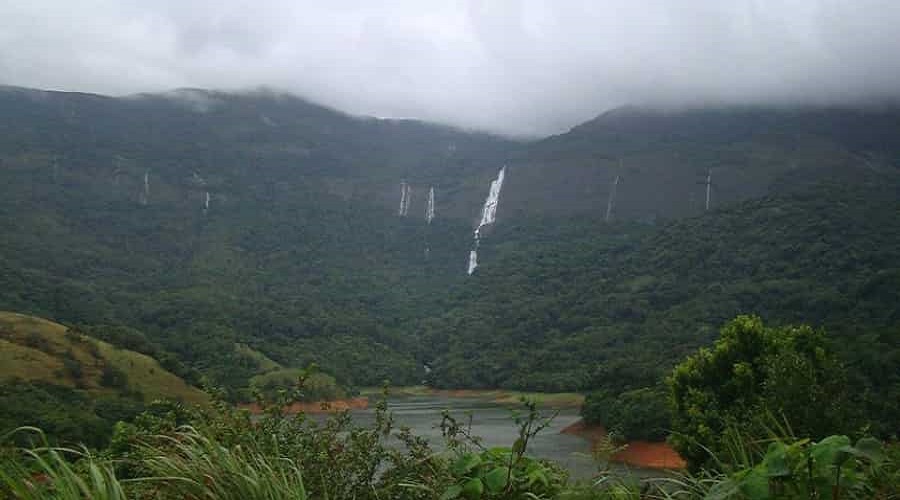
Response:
344,394,648,482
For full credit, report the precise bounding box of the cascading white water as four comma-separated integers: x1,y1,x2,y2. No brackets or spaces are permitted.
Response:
477,167,505,231
468,166,506,275
203,191,210,211
139,171,149,205
398,181,411,216
467,250,478,275
425,186,435,224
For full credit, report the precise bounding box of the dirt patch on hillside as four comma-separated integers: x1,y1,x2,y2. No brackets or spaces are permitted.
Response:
561,419,686,470
240,396,369,414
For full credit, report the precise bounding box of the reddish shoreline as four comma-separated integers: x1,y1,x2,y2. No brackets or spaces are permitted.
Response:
561,419,686,470
240,396,369,414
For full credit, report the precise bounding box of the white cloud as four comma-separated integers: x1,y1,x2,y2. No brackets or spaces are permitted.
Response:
2,0,899,135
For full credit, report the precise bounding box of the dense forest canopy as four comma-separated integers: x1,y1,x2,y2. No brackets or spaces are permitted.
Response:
0,86,898,442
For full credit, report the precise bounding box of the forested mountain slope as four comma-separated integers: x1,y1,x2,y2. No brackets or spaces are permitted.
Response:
0,85,898,409
0,85,513,391
424,174,900,426
500,106,900,220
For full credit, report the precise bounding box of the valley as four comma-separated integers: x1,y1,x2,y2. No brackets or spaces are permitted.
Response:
0,85,897,489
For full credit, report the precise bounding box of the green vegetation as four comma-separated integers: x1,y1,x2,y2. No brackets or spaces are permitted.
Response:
0,312,207,405
668,316,854,469
2,394,897,499
1,386,583,499
0,383,143,449
0,87,899,473
250,368,346,402
582,387,670,442
2,87,899,410
428,182,900,440
1,316,898,498
700,434,895,500
0,312,207,447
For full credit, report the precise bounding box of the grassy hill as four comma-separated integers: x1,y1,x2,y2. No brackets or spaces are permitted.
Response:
0,312,211,446
0,312,207,404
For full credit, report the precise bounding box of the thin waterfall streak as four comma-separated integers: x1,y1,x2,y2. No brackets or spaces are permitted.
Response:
425,186,435,224
468,166,506,275
398,181,411,216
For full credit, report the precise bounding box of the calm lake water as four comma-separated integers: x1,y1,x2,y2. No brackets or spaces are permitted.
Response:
345,395,647,481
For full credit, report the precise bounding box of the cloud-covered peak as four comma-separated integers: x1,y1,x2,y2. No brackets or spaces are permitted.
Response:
2,1,899,136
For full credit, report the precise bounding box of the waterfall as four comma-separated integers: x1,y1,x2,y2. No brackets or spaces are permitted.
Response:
467,166,506,275
605,175,620,222
398,181,411,216
203,191,210,211
139,170,149,205
425,186,435,224
467,250,478,275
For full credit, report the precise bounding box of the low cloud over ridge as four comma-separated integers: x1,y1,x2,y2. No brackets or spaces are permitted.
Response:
2,1,900,135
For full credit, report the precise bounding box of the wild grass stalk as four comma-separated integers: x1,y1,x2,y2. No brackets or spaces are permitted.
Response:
0,427,126,500
134,426,307,500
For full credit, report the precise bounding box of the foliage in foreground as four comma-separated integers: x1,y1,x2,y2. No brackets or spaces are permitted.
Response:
1,322,898,500
704,434,897,499
668,315,854,469
1,398,899,499
3,426,897,499
415,400,570,499
1,391,577,499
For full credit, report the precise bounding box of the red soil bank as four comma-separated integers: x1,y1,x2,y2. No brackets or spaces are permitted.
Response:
240,396,369,414
561,419,686,470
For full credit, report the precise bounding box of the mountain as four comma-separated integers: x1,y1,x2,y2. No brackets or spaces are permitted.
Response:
0,85,515,219
425,179,900,387
0,85,516,392
0,85,898,422
499,106,900,221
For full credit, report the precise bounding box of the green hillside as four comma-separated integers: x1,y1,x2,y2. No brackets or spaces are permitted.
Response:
0,312,209,447
0,86,898,429
423,178,900,433
0,312,207,404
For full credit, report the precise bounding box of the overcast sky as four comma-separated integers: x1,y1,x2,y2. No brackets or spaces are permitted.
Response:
1,1,899,135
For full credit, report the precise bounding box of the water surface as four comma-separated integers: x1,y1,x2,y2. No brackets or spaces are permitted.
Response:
348,395,639,481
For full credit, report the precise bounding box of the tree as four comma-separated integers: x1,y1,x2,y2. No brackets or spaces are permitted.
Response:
668,315,852,469
582,387,670,441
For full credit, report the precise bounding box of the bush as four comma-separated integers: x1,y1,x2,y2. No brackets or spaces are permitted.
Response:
582,387,670,441
668,315,854,469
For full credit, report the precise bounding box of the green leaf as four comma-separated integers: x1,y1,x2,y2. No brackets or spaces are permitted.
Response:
452,453,482,476
839,437,885,464
440,484,463,500
736,467,770,500
705,478,739,500
486,447,511,462
762,442,790,478
526,469,549,488
810,435,851,469
461,478,484,499
484,467,509,493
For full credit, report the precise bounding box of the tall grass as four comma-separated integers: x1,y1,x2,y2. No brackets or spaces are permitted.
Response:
135,426,307,500
2,417,896,499
0,427,126,500
1,426,308,500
